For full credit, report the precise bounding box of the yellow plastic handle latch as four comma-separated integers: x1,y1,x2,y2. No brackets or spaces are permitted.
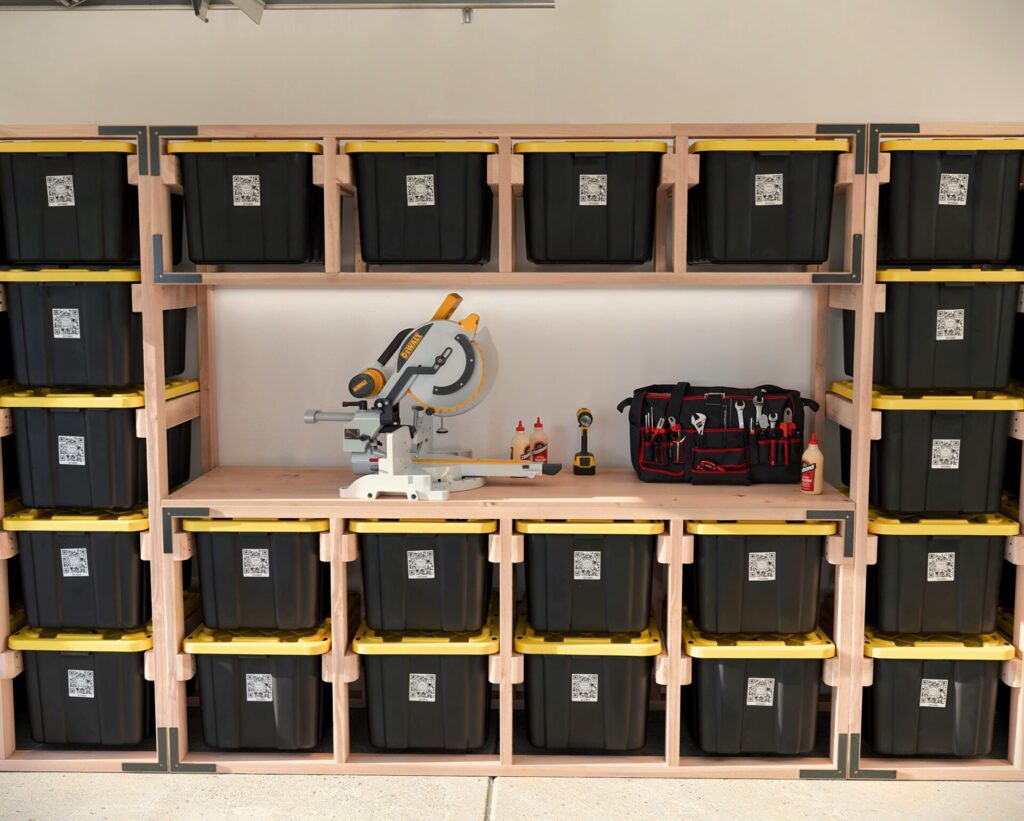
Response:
431,293,463,321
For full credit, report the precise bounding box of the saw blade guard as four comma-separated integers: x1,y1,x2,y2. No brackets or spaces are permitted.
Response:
402,321,492,417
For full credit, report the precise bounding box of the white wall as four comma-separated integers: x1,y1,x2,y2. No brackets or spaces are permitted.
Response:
2,0,1023,468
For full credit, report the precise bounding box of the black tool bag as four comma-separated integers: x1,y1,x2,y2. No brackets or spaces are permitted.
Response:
617,384,819,485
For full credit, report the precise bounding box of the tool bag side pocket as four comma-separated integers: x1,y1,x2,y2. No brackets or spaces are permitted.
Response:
619,383,690,482
690,428,751,485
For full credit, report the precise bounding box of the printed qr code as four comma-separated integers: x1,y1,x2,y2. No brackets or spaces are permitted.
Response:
60,547,89,578
407,549,436,580
938,172,969,206
51,308,81,340
571,672,599,703
930,438,960,470
927,551,956,582
57,435,86,467
746,676,775,707
919,678,949,708
241,547,270,578
748,551,777,582
936,308,965,341
67,669,95,699
406,174,435,206
245,673,274,702
754,173,784,206
46,174,75,207
579,174,608,206
573,550,601,581
232,174,261,206
408,672,437,702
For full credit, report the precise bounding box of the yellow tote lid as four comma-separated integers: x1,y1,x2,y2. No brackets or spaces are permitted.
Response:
0,141,136,154
686,520,836,536
691,139,849,153
354,601,498,656
349,519,497,535
514,141,667,154
829,380,1024,411
877,268,1024,283
864,626,1014,660
185,620,332,656
867,510,1018,536
9,607,25,634
515,519,664,535
4,507,149,533
0,379,199,409
882,139,1024,152
344,141,497,154
183,518,329,534
167,140,322,154
9,624,152,653
0,269,140,283
683,615,835,659
514,608,661,657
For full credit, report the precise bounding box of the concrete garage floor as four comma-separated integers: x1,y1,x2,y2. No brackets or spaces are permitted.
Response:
1,774,1023,820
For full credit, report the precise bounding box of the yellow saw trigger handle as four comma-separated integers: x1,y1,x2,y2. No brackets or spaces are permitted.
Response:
431,293,463,321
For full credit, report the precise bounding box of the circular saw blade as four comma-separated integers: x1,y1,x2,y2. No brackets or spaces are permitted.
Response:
405,321,487,416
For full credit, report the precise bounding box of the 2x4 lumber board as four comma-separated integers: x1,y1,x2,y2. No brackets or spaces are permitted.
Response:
196,284,219,472
136,390,201,438
0,750,161,773
321,139,343,274
131,284,197,312
825,392,881,440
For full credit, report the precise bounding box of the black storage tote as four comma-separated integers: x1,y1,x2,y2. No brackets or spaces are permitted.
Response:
2,433,17,499
833,381,1022,514
185,517,328,631
879,139,1024,264
864,627,1013,756
0,310,12,381
515,610,661,752
346,141,496,265
515,141,666,264
168,140,324,265
516,519,661,633
0,140,139,265
867,511,1013,634
686,520,833,634
687,139,848,264
353,518,495,632
9,623,152,746
0,380,197,509
352,606,498,752
683,616,835,755
185,621,331,751
0,269,186,387
842,269,1023,390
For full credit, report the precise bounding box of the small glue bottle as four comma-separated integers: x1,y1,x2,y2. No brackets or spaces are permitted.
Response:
529,417,549,463
801,433,824,495
510,420,530,461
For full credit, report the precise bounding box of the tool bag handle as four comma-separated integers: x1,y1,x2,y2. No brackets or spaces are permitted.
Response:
665,381,691,423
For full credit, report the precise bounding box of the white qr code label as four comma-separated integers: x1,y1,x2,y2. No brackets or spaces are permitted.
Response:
746,677,775,707
407,549,435,579
232,174,261,206
579,174,608,206
920,678,949,708
245,673,274,702
52,308,81,340
938,173,969,206
409,672,436,702
931,438,960,470
61,548,89,578
936,309,965,341
748,551,777,581
57,435,86,467
241,547,270,578
927,551,956,582
46,174,75,207
573,550,601,580
406,174,435,206
754,173,784,206
67,669,94,699
571,673,599,703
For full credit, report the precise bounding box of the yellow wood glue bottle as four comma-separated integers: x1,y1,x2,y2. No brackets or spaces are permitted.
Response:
529,417,549,463
801,433,824,495
510,420,530,461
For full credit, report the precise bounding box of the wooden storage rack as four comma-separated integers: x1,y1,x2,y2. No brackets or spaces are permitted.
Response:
0,122,1019,780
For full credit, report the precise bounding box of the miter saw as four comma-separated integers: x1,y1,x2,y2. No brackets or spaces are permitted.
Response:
305,293,561,501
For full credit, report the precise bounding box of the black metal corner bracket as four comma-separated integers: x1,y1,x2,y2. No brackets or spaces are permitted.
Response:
122,726,169,772
815,124,867,175
847,733,897,779
807,509,854,559
153,235,203,284
168,727,218,773
799,732,848,779
149,125,199,177
162,506,211,555
811,231,862,284
868,123,920,174
99,126,150,176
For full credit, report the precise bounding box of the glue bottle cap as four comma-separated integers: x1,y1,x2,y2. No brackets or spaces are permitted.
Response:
516,420,525,432
534,417,543,428
809,433,819,446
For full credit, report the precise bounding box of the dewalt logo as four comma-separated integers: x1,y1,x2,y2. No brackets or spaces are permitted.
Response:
400,331,424,360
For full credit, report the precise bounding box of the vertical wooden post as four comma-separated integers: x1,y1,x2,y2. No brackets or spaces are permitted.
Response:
664,518,683,768
497,137,515,274
322,136,342,275
498,515,515,765
328,518,351,766
196,284,218,472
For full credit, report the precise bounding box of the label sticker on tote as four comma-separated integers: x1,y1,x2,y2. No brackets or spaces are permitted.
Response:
931,438,961,470
409,673,436,702
57,435,86,466
919,678,949,708
754,173,783,206
748,552,777,581
67,669,94,699
61,548,89,578
927,551,956,582
241,548,270,578
407,549,435,579
245,673,274,702
571,673,599,702
579,174,607,206
51,308,81,339
746,677,775,707
45,175,75,207
406,174,435,206
573,550,601,580
938,173,969,206
936,309,965,341
232,174,261,206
